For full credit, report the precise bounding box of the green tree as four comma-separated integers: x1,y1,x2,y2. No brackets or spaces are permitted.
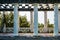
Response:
5,11,13,27
19,15,30,27
38,23,40,28
40,23,44,28
5,12,30,27
47,19,54,28
0,13,2,27
48,24,54,28
38,23,44,28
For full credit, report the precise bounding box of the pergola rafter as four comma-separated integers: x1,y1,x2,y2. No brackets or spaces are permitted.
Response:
0,4,60,11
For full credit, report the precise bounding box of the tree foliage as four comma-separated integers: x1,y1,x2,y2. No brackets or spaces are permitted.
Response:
5,11,13,27
0,11,54,28
47,19,54,28
4,12,30,27
38,23,44,28
19,15,30,27
0,13,2,27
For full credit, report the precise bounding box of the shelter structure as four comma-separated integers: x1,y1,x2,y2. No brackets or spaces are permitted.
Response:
0,0,60,36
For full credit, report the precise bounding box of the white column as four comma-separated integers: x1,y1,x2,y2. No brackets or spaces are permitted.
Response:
30,11,34,32
3,11,6,33
18,11,20,31
58,11,60,32
33,3,38,36
54,3,59,36
44,11,47,32
14,3,19,36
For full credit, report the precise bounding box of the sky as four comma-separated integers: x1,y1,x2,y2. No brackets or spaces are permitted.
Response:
19,11,54,24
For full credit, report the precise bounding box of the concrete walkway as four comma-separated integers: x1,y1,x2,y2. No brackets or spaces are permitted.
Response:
0,33,60,40
0,33,56,37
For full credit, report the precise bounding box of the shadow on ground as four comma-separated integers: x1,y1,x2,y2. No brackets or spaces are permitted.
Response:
0,36,60,40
